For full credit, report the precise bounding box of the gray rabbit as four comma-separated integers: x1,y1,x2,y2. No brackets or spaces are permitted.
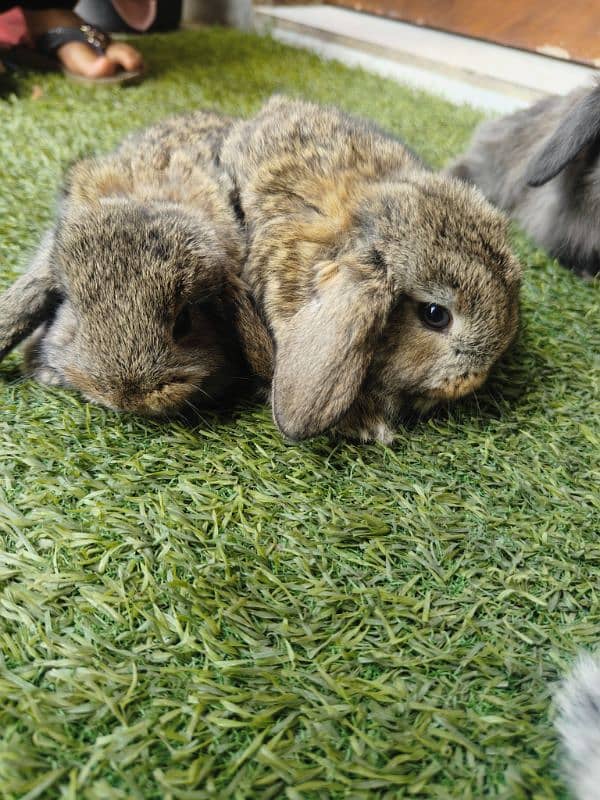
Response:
0,112,272,417
448,81,600,279
554,651,600,800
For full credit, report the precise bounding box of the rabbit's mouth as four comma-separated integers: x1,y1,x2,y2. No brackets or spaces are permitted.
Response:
412,370,488,406
401,370,488,415
423,370,488,402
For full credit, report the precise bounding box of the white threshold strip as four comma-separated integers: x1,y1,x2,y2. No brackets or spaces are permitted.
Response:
254,4,596,113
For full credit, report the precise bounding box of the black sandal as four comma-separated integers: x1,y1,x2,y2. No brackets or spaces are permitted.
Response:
1,43,59,74
34,23,145,86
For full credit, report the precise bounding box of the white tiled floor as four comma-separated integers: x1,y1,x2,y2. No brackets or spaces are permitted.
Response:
254,4,597,112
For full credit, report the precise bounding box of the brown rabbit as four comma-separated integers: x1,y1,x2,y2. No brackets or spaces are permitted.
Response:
0,111,272,417
220,96,522,443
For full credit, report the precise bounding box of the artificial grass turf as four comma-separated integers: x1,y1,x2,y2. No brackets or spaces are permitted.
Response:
0,27,598,800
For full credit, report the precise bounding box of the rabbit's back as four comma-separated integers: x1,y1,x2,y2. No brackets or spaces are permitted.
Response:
118,111,234,172
105,111,239,223
221,96,417,214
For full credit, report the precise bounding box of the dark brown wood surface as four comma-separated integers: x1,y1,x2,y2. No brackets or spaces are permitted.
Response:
327,0,600,66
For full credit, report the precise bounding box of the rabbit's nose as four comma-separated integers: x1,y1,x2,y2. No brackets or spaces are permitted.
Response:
112,379,146,411
115,378,137,397
120,379,141,396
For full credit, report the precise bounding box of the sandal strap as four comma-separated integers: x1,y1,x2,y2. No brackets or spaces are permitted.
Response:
36,24,112,57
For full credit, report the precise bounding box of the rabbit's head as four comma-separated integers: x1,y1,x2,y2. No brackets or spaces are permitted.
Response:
270,172,522,442
0,157,265,416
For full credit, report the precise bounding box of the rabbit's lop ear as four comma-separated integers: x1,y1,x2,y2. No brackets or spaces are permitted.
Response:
526,84,600,187
272,261,394,440
0,230,61,362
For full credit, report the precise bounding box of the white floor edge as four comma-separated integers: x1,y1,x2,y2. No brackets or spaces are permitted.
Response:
254,5,597,113
266,27,528,113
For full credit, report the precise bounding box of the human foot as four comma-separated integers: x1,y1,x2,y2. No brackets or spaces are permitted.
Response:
24,8,144,81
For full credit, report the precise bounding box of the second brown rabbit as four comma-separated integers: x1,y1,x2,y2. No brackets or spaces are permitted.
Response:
0,112,272,417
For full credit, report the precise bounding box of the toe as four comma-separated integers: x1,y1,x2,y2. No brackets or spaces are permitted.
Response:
57,41,117,77
105,42,144,72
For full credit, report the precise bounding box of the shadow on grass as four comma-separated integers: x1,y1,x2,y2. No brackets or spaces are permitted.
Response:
0,324,548,451
0,361,24,383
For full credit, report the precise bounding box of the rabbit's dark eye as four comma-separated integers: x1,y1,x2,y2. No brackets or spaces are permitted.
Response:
173,305,192,341
418,302,452,330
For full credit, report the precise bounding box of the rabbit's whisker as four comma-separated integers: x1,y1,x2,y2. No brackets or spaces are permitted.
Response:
185,382,215,403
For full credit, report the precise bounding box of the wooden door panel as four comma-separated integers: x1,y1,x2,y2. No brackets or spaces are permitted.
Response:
327,0,600,66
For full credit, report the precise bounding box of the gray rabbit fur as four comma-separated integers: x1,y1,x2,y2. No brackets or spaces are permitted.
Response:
448,81,600,279
554,651,600,800
220,96,522,443
0,112,272,417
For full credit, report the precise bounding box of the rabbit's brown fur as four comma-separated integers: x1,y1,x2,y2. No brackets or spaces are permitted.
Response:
221,96,522,442
0,111,272,416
